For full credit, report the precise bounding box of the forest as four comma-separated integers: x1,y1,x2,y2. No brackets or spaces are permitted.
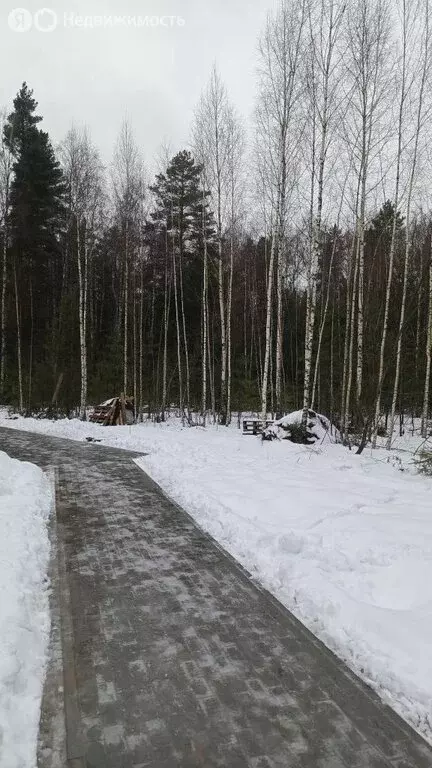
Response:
1,0,432,445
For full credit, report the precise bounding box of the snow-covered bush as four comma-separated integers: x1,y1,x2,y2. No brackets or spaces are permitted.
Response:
416,449,432,475
263,409,338,445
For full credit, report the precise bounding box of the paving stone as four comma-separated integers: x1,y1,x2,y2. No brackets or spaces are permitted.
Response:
0,426,431,768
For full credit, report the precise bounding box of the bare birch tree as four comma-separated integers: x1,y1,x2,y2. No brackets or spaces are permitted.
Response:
372,0,412,444
201,182,208,422
422,225,432,436
193,66,233,423
226,110,245,425
0,111,12,398
60,126,104,419
344,0,391,431
387,0,431,447
112,120,145,399
304,0,346,422
257,0,308,423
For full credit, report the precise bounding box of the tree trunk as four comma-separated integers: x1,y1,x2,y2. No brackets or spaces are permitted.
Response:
13,258,23,413
133,269,137,421
178,237,190,416
77,218,88,420
123,220,129,397
28,276,33,410
356,175,366,407
218,238,227,423
172,235,183,412
312,231,338,408
344,236,360,437
421,230,432,438
139,255,144,421
162,237,170,421
303,95,321,423
261,227,277,422
0,217,7,397
275,244,283,415
373,9,406,445
202,209,208,422
226,229,234,425
208,302,216,419
388,0,429,448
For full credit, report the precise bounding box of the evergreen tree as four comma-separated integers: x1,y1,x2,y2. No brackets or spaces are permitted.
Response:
3,83,65,405
150,150,213,251
147,150,215,410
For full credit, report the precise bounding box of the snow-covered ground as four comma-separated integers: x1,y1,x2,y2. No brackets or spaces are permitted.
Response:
0,449,52,768
1,410,432,743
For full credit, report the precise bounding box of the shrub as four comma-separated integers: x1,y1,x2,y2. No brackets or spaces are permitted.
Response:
416,450,432,475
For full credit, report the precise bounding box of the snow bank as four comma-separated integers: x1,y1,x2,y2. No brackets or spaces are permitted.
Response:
265,408,339,443
0,450,52,768
1,411,432,742
136,430,432,742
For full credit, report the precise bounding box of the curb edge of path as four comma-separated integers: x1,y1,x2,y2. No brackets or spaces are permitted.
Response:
54,467,87,768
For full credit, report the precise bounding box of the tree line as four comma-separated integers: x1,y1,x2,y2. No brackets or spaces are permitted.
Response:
1,0,432,443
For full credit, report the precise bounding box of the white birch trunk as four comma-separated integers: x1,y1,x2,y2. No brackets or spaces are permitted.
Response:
226,229,234,425
123,221,129,396
133,269,137,421
139,255,144,421
356,174,366,406
207,301,216,420
373,9,407,446
218,238,226,421
421,231,432,437
178,240,190,415
13,259,23,413
0,219,7,396
172,233,183,412
162,228,170,420
0,134,11,398
311,232,338,408
261,227,277,422
77,219,88,420
275,246,283,415
344,237,360,437
387,0,429,448
201,202,208,422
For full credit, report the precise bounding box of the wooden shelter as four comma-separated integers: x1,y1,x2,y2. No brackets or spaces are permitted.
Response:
89,394,135,426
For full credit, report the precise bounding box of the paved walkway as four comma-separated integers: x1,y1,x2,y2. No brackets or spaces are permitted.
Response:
1,426,431,768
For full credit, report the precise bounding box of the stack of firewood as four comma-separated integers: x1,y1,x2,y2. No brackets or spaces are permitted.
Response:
89,394,134,426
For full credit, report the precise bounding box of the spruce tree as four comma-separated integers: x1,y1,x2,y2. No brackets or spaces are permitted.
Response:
4,83,65,404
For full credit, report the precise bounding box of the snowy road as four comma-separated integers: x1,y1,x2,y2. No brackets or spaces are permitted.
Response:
0,425,431,768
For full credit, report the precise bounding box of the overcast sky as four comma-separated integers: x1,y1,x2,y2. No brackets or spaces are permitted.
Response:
1,0,274,168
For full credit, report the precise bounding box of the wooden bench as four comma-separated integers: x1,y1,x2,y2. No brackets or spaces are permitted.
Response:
242,419,274,435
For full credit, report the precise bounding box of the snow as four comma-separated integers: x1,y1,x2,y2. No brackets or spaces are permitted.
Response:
1,409,432,743
266,408,339,443
0,449,52,768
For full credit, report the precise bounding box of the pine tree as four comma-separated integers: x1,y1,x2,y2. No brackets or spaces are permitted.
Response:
150,151,213,255
149,150,214,412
